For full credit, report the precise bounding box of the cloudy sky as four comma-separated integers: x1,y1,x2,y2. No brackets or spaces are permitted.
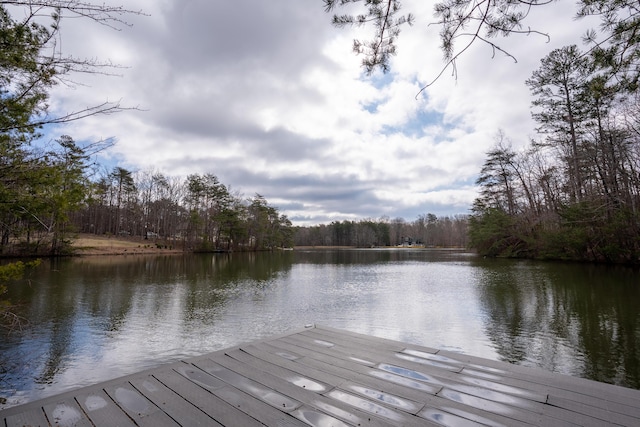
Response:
45,0,599,225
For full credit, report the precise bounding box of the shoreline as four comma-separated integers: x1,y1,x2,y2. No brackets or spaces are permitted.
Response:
73,237,468,256
71,234,184,256
4,235,470,257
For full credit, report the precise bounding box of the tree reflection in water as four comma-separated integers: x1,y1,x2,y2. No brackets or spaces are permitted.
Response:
476,259,640,388
1,250,639,409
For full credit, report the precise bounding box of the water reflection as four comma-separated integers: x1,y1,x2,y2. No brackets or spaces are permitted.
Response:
475,258,640,388
1,252,295,406
1,250,639,409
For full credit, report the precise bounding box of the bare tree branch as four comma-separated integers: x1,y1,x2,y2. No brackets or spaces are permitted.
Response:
0,1,146,135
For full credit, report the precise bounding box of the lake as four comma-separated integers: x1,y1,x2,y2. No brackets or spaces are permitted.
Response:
1,248,639,409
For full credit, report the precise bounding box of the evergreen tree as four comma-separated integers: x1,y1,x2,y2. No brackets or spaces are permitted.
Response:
526,45,593,203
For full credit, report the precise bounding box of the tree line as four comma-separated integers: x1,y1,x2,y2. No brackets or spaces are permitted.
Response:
294,214,469,248
470,42,640,263
1,142,294,255
78,167,294,252
2,134,469,254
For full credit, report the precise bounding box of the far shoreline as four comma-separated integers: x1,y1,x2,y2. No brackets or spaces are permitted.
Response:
2,234,470,258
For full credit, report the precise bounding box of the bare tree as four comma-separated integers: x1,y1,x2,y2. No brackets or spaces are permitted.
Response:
0,1,144,135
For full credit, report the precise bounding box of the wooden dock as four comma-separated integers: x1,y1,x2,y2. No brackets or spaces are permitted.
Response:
2,325,640,426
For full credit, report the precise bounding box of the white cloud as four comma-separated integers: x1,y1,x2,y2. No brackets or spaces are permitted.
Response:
44,0,601,224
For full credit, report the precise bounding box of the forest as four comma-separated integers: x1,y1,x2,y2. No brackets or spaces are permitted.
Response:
293,215,469,248
1,143,295,255
1,131,468,255
469,43,640,263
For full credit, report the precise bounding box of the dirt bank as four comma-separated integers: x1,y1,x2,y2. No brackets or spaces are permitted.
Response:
72,234,184,256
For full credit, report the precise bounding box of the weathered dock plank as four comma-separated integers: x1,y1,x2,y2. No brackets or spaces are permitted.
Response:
263,335,574,427
75,389,137,427
169,363,304,427
4,408,49,427
2,324,640,426
103,380,180,427
194,356,408,427
42,398,93,427
128,374,221,426
153,368,262,427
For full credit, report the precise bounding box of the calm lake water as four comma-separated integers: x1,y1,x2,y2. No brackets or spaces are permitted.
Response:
1,249,639,409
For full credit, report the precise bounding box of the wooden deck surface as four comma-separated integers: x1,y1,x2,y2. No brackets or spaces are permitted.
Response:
2,325,640,426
